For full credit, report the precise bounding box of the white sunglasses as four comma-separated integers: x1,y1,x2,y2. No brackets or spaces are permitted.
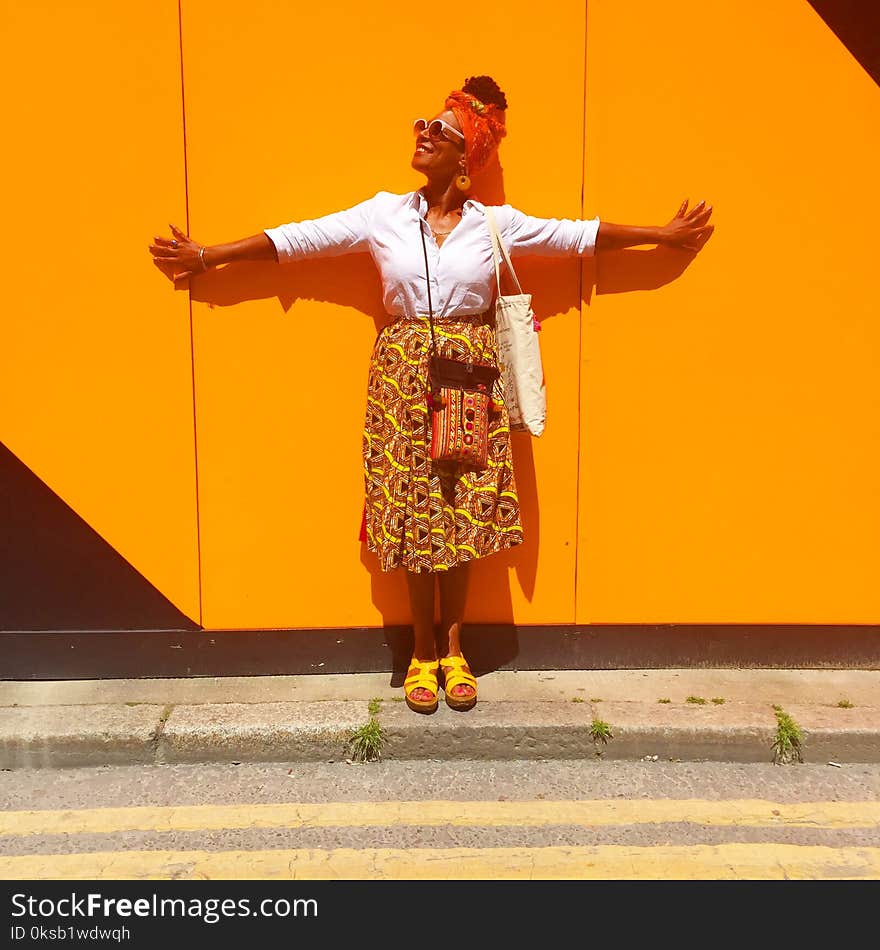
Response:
413,118,465,144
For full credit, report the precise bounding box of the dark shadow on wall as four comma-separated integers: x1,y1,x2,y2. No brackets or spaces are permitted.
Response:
178,162,703,676
592,245,698,297
0,442,200,632
806,0,880,87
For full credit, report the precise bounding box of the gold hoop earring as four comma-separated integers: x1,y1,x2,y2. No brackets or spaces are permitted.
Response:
455,173,471,192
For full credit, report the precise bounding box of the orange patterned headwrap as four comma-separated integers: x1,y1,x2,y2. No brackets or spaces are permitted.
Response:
445,89,507,176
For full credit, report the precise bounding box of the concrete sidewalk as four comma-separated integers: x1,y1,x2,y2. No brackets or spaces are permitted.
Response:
1,669,878,768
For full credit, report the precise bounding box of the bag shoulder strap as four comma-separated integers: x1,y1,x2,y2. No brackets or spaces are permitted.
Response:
485,206,524,296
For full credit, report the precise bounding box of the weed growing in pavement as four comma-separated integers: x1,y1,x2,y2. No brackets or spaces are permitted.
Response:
590,698,603,703
686,696,707,705
347,698,387,762
771,708,804,765
711,697,726,705
657,698,671,704
391,696,405,702
347,718,385,763
571,697,585,703
772,703,783,712
590,718,614,756
836,699,854,708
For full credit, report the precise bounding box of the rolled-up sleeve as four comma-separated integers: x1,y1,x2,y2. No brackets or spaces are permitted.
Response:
498,205,601,257
263,194,375,262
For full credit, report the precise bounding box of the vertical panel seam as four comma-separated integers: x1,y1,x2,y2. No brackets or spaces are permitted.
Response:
178,0,204,627
574,0,589,625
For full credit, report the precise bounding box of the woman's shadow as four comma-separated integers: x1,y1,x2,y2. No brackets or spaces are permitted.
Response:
168,159,703,682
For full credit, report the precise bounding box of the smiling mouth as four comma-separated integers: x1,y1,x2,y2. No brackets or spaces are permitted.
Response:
415,142,434,154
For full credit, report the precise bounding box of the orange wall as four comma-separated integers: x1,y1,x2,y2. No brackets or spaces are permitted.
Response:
1,1,201,623
3,1,878,631
578,0,880,623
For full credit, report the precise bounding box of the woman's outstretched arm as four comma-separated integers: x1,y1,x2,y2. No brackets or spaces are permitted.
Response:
149,228,277,282
497,198,713,258
596,200,714,253
150,194,379,282
204,233,279,266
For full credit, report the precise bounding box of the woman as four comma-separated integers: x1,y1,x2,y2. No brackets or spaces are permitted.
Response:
149,76,713,715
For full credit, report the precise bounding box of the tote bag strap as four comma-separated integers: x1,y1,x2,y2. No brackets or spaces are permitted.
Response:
485,207,504,292
485,206,525,295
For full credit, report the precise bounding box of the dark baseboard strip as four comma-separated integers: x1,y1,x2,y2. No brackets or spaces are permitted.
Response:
1,625,879,680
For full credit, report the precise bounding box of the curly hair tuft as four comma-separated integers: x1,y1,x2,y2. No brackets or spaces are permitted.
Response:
462,75,508,111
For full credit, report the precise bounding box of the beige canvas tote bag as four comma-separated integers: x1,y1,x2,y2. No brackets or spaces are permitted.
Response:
485,206,546,437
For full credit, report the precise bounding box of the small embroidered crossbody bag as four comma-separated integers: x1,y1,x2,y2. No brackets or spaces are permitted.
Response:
418,218,500,470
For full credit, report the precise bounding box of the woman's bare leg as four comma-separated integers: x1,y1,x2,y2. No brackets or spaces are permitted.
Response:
438,564,473,699
405,569,437,703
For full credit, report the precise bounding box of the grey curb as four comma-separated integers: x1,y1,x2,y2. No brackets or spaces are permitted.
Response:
0,704,163,769
2,697,879,768
158,702,367,765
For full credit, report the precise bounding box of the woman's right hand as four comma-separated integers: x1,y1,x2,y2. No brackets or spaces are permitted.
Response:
149,224,207,282
658,200,714,252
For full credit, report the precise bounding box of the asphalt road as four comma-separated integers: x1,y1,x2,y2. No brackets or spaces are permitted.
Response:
1,760,878,879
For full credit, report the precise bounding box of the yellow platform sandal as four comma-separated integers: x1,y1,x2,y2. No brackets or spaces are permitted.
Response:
440,655,477,712
404,660,440,714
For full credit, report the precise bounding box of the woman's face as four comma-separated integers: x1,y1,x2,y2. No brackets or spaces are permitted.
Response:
411,109,465,181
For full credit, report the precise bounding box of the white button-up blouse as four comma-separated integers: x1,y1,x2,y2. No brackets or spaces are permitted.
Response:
263,189,600,319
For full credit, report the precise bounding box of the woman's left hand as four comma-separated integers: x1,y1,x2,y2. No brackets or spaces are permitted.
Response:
659,199,714,252
149,224,207,282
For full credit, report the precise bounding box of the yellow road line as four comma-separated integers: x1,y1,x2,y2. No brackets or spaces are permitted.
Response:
1,799,878,838
1,844,879,880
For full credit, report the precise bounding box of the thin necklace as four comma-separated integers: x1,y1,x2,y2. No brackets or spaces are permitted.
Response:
429,206,462,239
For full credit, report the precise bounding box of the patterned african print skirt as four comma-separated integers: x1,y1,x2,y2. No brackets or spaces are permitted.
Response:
362,311,523,573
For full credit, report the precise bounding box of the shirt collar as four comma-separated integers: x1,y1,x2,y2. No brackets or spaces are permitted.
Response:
412,188,479,218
